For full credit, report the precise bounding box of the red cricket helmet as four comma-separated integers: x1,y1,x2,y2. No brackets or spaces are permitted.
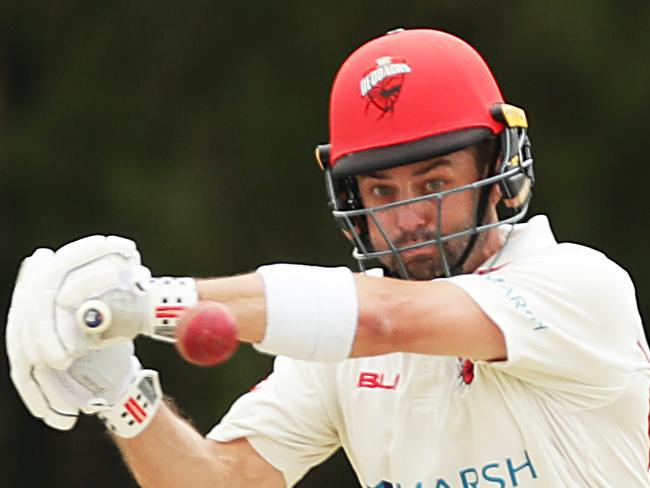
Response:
315,28,533,279
329,28,505,177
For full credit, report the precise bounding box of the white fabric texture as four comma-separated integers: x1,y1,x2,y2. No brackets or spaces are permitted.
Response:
209,215,650,487
211,357,341,485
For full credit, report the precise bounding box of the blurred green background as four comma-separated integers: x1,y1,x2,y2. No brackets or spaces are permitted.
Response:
1,1,648,486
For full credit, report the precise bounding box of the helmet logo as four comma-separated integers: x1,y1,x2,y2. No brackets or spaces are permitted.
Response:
360,56,411,117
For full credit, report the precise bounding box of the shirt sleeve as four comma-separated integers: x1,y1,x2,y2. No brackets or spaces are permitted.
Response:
207,356,341,487
446,244,646,409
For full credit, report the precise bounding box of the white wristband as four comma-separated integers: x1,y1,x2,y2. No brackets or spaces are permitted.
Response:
254,264,358,362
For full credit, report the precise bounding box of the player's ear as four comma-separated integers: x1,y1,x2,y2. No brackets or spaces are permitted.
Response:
488,153,503,206
489,180,502,206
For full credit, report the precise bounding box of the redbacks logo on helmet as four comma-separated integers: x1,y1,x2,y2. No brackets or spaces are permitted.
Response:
360,56,412,117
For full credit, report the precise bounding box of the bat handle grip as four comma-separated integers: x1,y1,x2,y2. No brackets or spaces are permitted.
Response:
76,299,113,334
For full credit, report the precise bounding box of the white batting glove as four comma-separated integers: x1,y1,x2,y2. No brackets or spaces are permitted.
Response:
9,340,162,437
6,235,195,436
7,235,147,370
6,235,198,371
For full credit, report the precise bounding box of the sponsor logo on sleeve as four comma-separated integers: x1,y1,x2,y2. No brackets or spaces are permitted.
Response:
482,274,548,331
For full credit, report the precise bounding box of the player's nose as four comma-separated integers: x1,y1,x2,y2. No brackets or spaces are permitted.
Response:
394,201,428,233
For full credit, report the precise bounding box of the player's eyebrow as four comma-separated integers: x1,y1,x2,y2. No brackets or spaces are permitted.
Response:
365,158,452,180
414,159,452,176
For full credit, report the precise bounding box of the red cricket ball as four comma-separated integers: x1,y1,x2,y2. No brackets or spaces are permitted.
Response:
175,301,239,367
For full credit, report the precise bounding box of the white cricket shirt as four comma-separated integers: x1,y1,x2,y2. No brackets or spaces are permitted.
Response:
208,215,650,487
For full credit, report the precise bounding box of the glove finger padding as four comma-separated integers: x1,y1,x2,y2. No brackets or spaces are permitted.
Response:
9,342,141,432
7,249,79,430
10,249,55,362
55,255,145,308
32,366,82,430
8,350,79,431
14,248,55,287
67,342,140,413
51,260,151,366
52,235,139,272
17,235,146,370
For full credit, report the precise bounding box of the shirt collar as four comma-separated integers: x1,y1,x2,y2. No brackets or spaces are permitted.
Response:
476,214,558,274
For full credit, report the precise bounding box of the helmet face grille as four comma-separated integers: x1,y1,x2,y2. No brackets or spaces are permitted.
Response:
324,131,533,280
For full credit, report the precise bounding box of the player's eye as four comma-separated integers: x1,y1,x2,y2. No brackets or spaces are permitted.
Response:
371,185,394,198
423,180,444,193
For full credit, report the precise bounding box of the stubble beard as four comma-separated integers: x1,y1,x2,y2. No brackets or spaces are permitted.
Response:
381,218,479,281
388,237,471,280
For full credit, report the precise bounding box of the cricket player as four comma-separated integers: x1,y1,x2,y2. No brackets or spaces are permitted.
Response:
6,29,650,487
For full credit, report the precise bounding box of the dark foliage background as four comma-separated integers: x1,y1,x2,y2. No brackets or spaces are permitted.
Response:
1,2,648,486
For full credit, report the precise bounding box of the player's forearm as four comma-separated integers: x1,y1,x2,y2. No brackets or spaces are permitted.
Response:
115,402,285,488
195,274,267,343
352,274,506,361
114,403,229,487
193,267,505,362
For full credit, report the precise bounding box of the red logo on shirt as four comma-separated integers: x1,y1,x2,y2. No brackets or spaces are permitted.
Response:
358,372,400,390
459,359,475,385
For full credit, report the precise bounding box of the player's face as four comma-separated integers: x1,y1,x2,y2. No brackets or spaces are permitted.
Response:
357,147,484,280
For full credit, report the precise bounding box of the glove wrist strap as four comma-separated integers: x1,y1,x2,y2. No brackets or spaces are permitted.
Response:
98,369,163,438
144,277,198,343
